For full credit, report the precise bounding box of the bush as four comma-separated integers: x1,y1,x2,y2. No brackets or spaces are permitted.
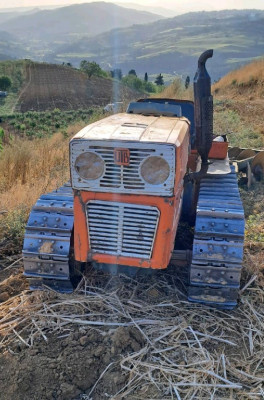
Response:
122,75,157,93
122,75,144,91
0,76,12,91
0,208,27,248
143,81,156,93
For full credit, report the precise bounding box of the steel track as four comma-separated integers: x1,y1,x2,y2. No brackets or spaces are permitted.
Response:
188,166,245,308
22,183,74,292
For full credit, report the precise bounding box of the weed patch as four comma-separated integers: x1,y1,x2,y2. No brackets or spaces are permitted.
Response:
0,108,100,143
214,101,263,148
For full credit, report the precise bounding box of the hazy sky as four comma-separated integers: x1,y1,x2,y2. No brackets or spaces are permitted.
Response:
0,0,264,10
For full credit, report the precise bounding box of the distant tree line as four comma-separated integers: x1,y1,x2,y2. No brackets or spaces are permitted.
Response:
78,60,166,93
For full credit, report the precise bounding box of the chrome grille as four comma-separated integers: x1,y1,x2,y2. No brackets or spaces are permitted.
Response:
87,201,160,259
71,140,175,196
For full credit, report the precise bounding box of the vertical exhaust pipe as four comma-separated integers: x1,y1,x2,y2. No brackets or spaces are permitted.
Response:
194,49,214,166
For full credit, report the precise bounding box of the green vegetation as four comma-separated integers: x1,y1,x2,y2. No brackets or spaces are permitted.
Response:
0,76,12,91
79,60,108,78
0,208,27,249
214,100,263,148
0,60,28,115
110,69,122,80
122,74,157,93
155,73,164,86
0,60,26,92
0,108,103,144
54,10,264,81
185,76,190,89
128,69,137,76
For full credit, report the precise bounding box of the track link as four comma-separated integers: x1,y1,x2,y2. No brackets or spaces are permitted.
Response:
188,167,245,309
22,183,74,292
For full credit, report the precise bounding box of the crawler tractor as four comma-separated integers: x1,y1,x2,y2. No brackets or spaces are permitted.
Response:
23,50,246,308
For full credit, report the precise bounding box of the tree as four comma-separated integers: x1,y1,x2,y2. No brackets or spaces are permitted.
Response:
80,60,104,78
110,69,122,80
185,75,190,89
122,75,143,91
128,69,137,77
0,76,11,91
143,81,156,93
144,72,148,82
80,60,88,70
155,73,164,86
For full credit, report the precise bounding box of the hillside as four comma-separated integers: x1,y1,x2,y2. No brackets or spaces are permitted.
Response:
213,58,264,145
0,2,162,42
213,58,264,97
0,30,27,60
0,61,141,113
53,9,264,80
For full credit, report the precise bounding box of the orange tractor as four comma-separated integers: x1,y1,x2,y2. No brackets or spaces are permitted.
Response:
23,50,245,308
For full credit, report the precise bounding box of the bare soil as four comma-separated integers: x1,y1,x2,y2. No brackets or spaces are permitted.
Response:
0,258,146,400
0,249,263,400
0,322,143,400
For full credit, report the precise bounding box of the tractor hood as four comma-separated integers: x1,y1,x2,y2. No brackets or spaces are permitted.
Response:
71,113,190,148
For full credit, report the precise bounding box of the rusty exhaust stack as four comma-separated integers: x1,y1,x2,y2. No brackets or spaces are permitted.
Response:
194,49,214,167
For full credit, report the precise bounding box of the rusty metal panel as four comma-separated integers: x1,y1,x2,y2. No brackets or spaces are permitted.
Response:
86,201,160,259
70,140,175,196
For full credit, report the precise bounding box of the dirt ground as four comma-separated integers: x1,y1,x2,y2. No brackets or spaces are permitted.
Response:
0,246,264,400
0,260,145,400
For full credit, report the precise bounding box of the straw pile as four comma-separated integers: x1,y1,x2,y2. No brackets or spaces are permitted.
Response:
0,264,263,400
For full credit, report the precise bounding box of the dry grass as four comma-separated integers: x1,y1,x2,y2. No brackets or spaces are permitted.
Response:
0,122,86,249
0,267,263,399
213,58,264,96
0,122,85,214
153,78,193,101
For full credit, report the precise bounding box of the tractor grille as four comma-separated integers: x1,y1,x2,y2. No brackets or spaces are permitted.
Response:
71,141,175,196
87,201,160,259
91,146,153,191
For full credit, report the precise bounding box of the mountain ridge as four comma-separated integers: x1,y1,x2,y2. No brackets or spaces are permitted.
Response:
52,9,264,79
0,2,163,41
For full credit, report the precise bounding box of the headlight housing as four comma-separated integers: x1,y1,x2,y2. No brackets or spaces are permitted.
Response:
74,152,104,180
140,156,170,185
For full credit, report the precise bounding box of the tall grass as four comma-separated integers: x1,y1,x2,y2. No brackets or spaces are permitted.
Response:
0,123,85,249
213,58,264,94
152,78,193,100
0,123,87,213
0,111,108,250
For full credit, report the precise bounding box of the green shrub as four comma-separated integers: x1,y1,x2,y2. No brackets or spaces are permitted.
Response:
0,208,27,248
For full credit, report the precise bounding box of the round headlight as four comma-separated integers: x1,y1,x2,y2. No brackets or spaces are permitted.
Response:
141,156,170,185
75,152,104,180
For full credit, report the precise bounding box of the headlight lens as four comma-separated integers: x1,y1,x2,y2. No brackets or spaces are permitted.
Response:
141,156,170,185
74,152,104,180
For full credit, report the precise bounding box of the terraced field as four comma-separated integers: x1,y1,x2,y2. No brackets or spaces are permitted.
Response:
15,62,138,112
